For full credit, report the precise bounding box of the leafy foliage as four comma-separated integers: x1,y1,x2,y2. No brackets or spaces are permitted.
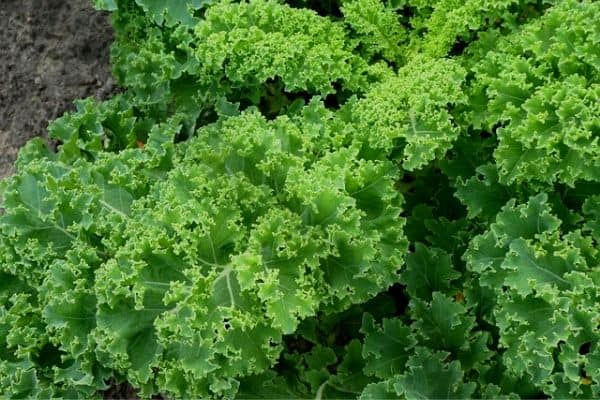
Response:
1,0,599,398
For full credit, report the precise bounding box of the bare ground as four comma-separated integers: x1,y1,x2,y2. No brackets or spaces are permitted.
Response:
0,0,117,178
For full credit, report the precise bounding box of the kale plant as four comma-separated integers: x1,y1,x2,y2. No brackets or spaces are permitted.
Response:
1,0,598,398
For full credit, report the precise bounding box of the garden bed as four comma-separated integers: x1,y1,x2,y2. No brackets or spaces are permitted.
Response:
1,1,598,399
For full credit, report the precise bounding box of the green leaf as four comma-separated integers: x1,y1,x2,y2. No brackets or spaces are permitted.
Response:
393,348,477,399
502,237,574,296
189,0,368,97
495,293,571,383
411,293,476,353
361,314,416,379
2,172,75,252
464,193,561,289
402,244,460,301
349,56,466,170
237,370,310,399
360,380,398,400
470,1,600,186
134,0,214,26
93,0,117,11
455,164,513,220
341,0,405,62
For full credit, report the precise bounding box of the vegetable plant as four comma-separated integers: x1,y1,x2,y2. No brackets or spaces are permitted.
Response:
0,0,598,398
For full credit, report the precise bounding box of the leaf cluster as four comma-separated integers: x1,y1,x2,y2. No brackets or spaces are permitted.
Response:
1,0,599,398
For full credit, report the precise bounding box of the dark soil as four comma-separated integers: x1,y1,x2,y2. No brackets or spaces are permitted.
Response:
101,379,141,400
0,0,118,178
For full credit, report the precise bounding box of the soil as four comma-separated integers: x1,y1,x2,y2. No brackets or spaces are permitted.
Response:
0,0,118,178
101,379,142,400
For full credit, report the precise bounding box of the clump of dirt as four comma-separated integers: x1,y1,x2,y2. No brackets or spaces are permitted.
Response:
102,379,167,400
0,0,118,178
